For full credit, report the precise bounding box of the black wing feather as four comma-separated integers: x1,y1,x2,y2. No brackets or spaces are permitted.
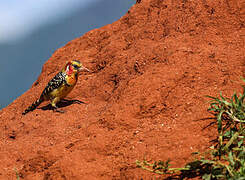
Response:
41,72,66,97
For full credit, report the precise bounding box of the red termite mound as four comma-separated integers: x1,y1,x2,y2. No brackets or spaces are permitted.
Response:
0,0,244,179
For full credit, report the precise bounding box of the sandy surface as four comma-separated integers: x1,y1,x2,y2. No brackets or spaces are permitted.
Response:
0,0,244,179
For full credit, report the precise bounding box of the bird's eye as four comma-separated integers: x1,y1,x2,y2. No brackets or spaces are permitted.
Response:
73,64,79,69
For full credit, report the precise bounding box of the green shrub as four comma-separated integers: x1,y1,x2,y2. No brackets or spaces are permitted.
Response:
136,85,245,179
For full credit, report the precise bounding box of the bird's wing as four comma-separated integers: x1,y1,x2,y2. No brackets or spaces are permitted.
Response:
41,71,66,97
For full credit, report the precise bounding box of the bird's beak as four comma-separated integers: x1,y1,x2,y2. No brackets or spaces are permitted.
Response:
79,66,90,72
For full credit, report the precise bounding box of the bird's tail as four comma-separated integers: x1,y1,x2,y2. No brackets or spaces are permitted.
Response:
22,97,44,115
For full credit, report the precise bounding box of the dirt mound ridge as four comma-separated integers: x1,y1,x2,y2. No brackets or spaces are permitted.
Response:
0,0,244,179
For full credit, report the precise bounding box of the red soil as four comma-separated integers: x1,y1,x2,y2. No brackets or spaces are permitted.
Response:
0,0,244,179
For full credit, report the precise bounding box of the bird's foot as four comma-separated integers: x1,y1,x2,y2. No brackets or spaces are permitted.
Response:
52,106,65,113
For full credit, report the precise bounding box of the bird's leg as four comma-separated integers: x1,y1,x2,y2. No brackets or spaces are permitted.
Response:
51,97,65,113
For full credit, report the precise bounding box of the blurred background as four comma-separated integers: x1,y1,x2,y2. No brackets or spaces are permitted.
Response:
0,0,135,109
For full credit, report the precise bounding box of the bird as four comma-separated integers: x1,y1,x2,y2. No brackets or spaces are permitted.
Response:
22,60,89,115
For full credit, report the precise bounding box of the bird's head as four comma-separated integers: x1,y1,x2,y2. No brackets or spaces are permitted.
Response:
63,60,90,75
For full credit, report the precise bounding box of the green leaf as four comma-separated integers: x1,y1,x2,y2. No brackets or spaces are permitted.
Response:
202,173,211,180
228,152,235,166
217,110,225,132
238,140,243,147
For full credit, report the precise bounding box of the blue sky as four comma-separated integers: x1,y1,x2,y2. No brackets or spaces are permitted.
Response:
0,0,99,43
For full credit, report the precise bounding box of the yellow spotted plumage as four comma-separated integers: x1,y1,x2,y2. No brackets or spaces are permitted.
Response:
22,60,89,115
